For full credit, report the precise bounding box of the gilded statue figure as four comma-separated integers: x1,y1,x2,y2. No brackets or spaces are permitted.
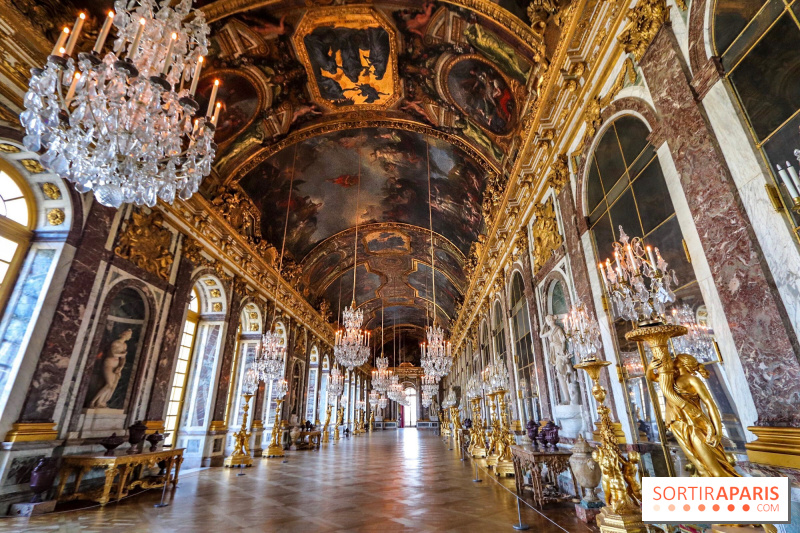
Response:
463,25,530,82
593,405,642,513
89,329,132,409
647,352,738,477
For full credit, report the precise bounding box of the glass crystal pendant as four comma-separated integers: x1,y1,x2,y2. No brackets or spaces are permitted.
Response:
334,302,370,370
256,329,286,381
21,0,217,208
420,324,452,381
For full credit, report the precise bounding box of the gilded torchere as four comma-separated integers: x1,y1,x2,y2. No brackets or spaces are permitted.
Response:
334,406,344,442
493,389,515,477
450,406,463,449
575,358,645,533
627,324,739,478
369,410,375,432
224,392,254,468
321,405,332,444
485,391,500,467
266,398,286,458
469,397,487,458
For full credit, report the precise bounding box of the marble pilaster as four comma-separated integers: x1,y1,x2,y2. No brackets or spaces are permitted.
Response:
640,26,800,427
15,201,116,425
520,250,552,420
210,277,245,423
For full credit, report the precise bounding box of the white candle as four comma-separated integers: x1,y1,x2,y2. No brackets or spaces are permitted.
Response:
646,245,656,268
211,102,221,125
162,32,177,75
626,244,637,272
93,12,115,54
129,18,146,60
785,161,800,195
52,27,70,56
189,56,204,96
65,72,81,102
776,164,799,199
206,79,219,117
64,13,86,56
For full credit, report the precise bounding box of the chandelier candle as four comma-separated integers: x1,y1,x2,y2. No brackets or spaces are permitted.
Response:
52,28,70,56
64,13,86,56
93,12,115,53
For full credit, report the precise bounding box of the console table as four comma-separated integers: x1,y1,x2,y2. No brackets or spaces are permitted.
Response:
510,445,574,507
56,448,184,506
295,430,321,450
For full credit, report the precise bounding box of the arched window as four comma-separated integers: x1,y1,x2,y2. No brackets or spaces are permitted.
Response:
305,345,319,423
587,115,746,468
0,164,34,314
510,273,535,421
713,0,800,229
265,320,287,430
492,302,506,363
165,287,200,447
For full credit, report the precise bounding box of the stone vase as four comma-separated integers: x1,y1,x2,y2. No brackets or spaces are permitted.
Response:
29,457,58,503
568,435,602,505
128,421,147,453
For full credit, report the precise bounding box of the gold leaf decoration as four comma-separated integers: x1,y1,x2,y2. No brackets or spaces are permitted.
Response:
0,143,20,153
47,208,65,225
618,0,670,62
114,210,175,281
41,182,61,200
531,198,562,275
20,159,45,173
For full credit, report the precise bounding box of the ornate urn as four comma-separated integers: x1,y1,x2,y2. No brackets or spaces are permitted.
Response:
568,435,602,506
289,425,301,447
463,418,473,429
542,420,560,449
526,419,540,447
29,457,58,502
128,421,147,453
101,433,125,456
146,432,164,452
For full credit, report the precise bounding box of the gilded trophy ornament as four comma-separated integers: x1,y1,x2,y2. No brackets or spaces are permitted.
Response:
617,0,670,62
114,210,175,281
531,198,562,275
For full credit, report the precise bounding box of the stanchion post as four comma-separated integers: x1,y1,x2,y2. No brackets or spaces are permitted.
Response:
512,498,530,530
472,461,482,483
154,469,170,508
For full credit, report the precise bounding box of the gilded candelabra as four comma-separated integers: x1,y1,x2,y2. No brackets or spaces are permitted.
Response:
493,390,515,476
321,405,332,444
485,391,499,466
369,410,374,433
575,358,644,533
450,406,463,449
224,392,254,468
468,397,487,458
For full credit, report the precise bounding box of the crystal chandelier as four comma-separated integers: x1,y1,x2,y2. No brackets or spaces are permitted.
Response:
378,395,388,411
420,135,452,380
482,360,509,393
21,0,218,208
466,375,483,399
598,226,677,323
421,323,452,380
242,367,259,396
442,389,456,409
334,137,370,369
421,373,438,398
328,365,345,402
668,304,716,363
272,378,289,400
372,355,391,393
563,301,603,362
256,329,286,381
421,391,432,408
369,389,379,409
388,373,403,402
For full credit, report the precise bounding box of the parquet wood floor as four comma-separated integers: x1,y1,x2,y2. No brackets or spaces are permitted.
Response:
0,429,596,532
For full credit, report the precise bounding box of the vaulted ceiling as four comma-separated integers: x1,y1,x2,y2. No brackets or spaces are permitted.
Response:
189,0,569,360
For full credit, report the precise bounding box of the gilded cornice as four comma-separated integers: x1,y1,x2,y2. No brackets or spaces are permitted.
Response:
225,116,499,183
450,0,639,355
160,197,335,345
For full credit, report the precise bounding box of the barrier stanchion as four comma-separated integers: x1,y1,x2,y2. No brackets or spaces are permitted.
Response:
512,498,530,530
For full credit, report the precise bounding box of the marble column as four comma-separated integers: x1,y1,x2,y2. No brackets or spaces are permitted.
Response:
520,248,553,420
210,277,246,424
639,26,800,428
12,202,116,435
557,184,618,417
144,235,197,428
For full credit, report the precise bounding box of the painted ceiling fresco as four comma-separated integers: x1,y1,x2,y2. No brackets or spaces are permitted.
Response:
191,0,562,344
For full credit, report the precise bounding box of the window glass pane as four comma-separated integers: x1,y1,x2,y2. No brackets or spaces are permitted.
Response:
632,160,675,234
646,216,695,288
4,198,28,226
0,236,17,262
0,172,22,198
0,262,9,284
728,13,800,140
550,281,568,316
614,116,650,165
591,212,615,264
762,112,800,228
721,0,785,70
628,145,656,181
714,0,771,55
594,132,627,192
608,188,642,240
587,159,605,212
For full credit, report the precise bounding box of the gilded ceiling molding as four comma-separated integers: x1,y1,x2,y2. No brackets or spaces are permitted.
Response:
226,116,499,183
617,0,670,62
161,197,336,344
530,197,562,276
580,57,636,148
548,153,570,194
